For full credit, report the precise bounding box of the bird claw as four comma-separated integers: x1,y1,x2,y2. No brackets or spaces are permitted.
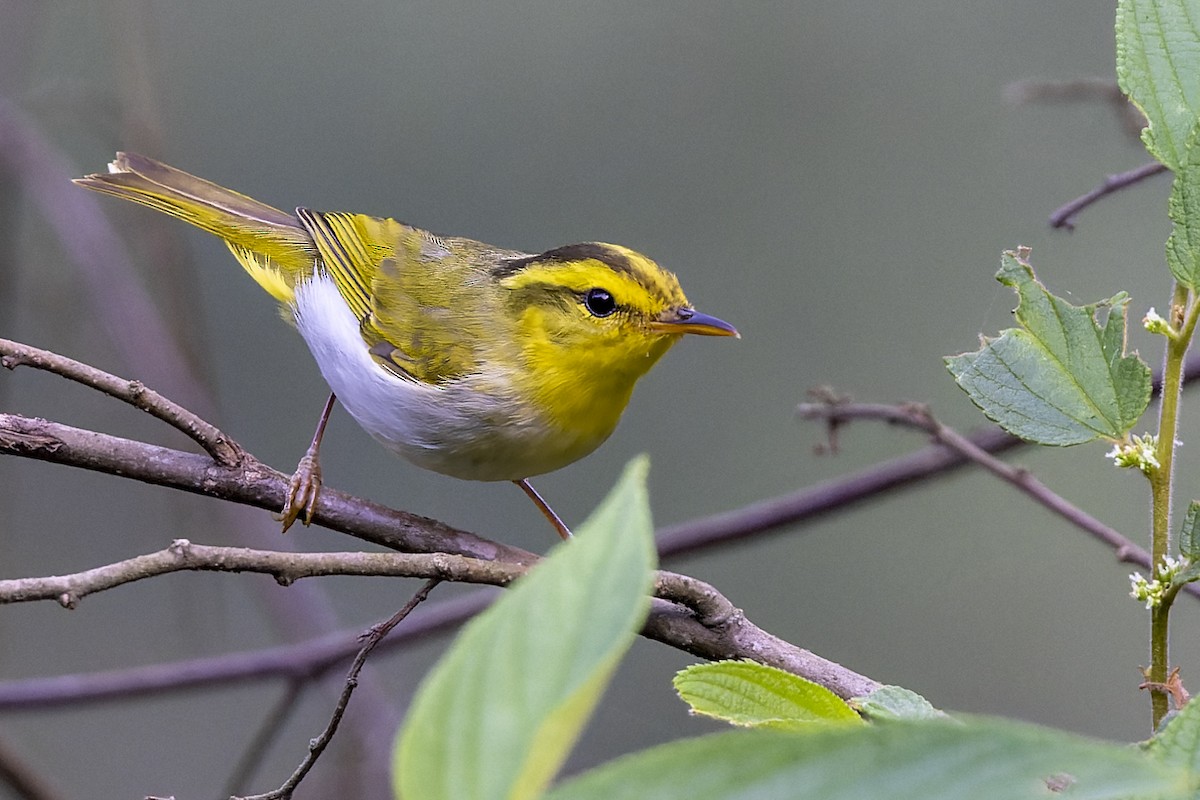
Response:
278,452,322,532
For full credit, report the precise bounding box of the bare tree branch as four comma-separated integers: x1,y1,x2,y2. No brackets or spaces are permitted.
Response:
10,339,1200,711
0,340,879,704
2,81,402,800
0,540,522,607
1048,161,1168,231
1003,77,1145,139
0,532,879,704
0,591,495,711
793,400,1193,597
653,420,1022,554
223,681,307,798
1000,76,1161,231
0,733,65,800
0,337,241,465
656,352,1200,556
0,412,535,564
0,95,205,408
235,580,441,800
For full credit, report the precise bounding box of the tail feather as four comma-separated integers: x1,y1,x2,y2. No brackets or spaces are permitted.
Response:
75,152,318,301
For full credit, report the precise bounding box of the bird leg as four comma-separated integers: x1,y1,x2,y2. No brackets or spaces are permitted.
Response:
513,478,573,540
279,392,337,532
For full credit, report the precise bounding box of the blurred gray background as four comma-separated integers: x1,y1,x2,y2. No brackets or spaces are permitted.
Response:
2,1,1193,798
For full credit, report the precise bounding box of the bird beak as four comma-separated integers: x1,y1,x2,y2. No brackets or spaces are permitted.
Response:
649,308,740,338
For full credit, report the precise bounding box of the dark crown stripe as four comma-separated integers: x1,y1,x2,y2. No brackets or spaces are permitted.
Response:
492,242,635,279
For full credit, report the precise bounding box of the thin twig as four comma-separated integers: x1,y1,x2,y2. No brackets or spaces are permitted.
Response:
1003,77,1145,138
7,351,1200,707
656,351,1200,556
1049,161,1168,230
654,424,1020,554
0,590,879,706
0,337,242,466
794,400,1200,600
0,536,878,704
1000,76,1165,231
0,733,65,800
1004,77,1125,106
0,540,523,608
0,96,205,409
3,78,396,798
223,681,307,797
0,412,536,565
235,580,441,800
0,591,495,711
9,350,1200,707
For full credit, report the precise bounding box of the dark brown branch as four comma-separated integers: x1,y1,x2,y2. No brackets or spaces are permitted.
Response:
1049,161,1168,231
0,412,534,565
1001,77,1156,230
657,352,1200,557
0,337,241,465
0,734,65,800
0,537,879,704
9,343,1200,707
655,423,1018,553
1004,78,1145,138
1005,77,1125,106
223,681,307,797
1,400,873,698
793,401,1190,598
642,594,877,700
2,87,399,800
11,345,1200,707
235,580,441,800
0,591,495,711
0,96,208,409
0,540,522,608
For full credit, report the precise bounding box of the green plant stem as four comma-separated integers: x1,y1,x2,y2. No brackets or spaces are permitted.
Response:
1148,284,1200,728
1149,604,1170,727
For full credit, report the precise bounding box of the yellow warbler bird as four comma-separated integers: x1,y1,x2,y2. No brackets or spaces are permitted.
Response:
76,153,737,538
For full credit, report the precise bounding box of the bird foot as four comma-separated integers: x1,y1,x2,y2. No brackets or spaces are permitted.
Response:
278,451,322,532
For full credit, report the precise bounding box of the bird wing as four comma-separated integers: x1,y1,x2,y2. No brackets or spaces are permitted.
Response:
296,209,517,385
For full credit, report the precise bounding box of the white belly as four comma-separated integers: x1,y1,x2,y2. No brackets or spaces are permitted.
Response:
290,274,590,480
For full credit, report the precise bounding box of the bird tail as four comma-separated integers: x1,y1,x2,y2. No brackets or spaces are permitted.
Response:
75,152,317,303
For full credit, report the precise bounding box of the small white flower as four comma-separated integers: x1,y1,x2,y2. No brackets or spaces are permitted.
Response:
1107,434,1161,475
1129,571,1163,609
1129,556,1190,608
1144,307,1172,336
1157,555,1188,581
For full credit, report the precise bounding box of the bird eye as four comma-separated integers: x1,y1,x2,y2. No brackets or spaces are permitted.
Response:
584,288,617,318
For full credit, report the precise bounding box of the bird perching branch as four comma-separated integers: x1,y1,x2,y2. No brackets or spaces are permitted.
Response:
0,336,879,701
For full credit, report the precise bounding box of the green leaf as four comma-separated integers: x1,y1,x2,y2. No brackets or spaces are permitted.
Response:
1168,123,1200,289
945,248,1152,445
545,718,1192,800
1175,500,1200,594
392,457,657,800
1116,0,1200,170
1172,567,1200,591
1180,501,1200,560
1148,693,1200,786
854,685,943,721
673,661,862,730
